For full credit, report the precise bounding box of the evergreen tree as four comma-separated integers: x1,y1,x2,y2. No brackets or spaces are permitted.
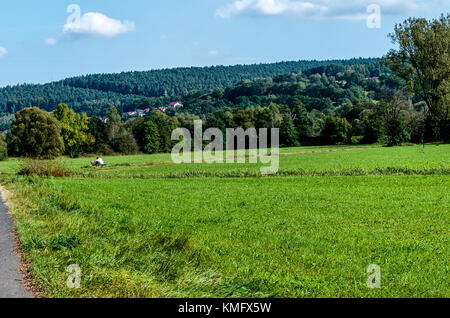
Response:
143,121,160,154
280,113,299,147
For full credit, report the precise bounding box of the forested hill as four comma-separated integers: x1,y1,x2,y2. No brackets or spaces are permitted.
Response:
0,58,380,120
60,58,381,97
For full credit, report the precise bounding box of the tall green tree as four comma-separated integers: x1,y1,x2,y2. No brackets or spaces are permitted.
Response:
105,105,124,150
321,116,352,144
254,106,274,129
280,113,299,147
88,116,108,152
124,117,146,150
361,116,384,144
9,107,64,158
151,111,179,153
291,99,312,142
375,90,411,146
175,113,200,136
386,14,449,140
53,104,94,157
143,121,160,154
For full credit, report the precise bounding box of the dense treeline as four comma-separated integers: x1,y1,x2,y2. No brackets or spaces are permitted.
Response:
0,83,159,117
5,105,181,158
1,90,433,162
178,61,403,115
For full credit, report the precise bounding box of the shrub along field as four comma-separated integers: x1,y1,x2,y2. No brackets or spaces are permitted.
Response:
0,144,448,298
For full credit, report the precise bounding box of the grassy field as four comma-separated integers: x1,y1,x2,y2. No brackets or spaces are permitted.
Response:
0,144,448,298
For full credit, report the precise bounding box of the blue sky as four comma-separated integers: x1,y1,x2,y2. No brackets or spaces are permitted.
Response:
0,0,447,87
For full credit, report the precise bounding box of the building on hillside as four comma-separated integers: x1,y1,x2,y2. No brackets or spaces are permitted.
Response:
124,108,152,118
123,111,138,117
168,102,183,109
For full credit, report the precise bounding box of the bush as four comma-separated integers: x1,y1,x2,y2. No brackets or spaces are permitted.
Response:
98,144,115,156
383,117,410,147
350,136,364,145
321,116,352,144
18,160,71,177
117,132,139,155
362,118,383,144
0,134,8,161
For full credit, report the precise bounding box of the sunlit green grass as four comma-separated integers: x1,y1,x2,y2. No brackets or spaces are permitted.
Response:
0,144,449,298
6,175,449,298
80,144,450,177
0,144,447,176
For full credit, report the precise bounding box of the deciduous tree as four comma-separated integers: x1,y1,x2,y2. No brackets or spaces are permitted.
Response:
53,104,94,157
386,14,449,140
291,99,312,142
375,90,411,146
9,107,64,158
321,116,352,144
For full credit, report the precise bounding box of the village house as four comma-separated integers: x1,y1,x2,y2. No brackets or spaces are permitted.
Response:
123,102,182,117
168,101,183,109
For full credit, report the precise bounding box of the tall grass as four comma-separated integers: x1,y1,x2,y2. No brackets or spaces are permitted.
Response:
79,167,450,179
18,159,72,177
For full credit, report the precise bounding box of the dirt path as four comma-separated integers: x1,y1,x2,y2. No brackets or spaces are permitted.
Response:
0,191,32,298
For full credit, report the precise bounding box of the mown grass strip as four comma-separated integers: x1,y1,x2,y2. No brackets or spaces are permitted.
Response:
76,167,450,179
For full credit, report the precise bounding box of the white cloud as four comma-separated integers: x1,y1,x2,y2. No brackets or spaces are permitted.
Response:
63,12,135,37
0,46,7,58
45,38,58,46
209,50,220,55
160,34,168,40
215,0,438,19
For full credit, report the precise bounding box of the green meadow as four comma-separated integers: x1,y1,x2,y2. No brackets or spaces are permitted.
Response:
0,144,449,298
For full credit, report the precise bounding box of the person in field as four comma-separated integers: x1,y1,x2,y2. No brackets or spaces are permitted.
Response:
91,157,105,167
